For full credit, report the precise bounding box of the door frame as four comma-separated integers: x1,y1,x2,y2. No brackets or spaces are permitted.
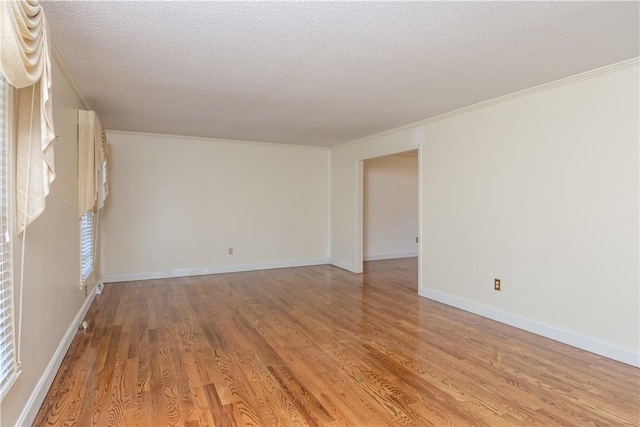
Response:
355,146,422,290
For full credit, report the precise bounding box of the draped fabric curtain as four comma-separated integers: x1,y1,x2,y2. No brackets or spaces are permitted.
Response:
0,0,56,234
97,127,108,209
78,110,108,217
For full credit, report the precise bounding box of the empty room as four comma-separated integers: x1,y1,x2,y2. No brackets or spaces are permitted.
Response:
0,1,638,426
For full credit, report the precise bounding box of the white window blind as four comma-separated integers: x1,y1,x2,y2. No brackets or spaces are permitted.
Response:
0,72,18,400
80,211,94,281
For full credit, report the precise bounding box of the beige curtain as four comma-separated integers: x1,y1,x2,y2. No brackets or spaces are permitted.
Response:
97,127,108,209
0,0,55,233
78,110,107,217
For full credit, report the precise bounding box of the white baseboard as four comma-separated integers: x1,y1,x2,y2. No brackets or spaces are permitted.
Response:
419,288,640,368
16,286,97,426
102,258,330,283
329,258,357,272
364,251,418,261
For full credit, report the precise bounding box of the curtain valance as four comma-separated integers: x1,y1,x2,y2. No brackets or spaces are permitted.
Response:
0,0,55,233
78,110,108,217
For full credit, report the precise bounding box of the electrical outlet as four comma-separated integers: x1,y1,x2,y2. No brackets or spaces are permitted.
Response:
84,283,88,296
494,278,501,291
228,247,233,255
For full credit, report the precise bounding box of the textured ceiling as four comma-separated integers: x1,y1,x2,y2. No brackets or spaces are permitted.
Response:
41,1,639,147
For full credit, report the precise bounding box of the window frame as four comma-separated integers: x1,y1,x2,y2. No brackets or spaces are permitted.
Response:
80,209,94,282
0,71,19,401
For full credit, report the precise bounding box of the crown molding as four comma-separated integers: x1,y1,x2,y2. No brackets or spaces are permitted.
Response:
333,57,640,150
51,43,91,110
105,129,330,151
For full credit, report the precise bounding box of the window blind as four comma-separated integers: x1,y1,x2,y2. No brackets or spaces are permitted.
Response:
80,211,94,281
0,72,18,400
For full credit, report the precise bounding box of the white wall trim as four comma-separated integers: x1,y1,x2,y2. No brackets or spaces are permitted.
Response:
364,251,418,261
102,258,330,283
355,160,364,273
333,57,640,150
105,129,330,151
16,287,97,426
329,258,357,273
419,288,640,368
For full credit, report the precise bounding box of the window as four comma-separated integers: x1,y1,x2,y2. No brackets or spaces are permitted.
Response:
0,72,18,400
80,211,94,281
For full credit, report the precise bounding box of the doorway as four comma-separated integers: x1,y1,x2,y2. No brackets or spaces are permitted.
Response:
358,149,420,291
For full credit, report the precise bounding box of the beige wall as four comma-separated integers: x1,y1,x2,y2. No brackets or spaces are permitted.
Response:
1,59,102,425
3,57,637,425
364,153,419,260
330,62,639,363
101,132,329,280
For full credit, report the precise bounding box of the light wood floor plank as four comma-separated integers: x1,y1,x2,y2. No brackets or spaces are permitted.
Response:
33,259,639,426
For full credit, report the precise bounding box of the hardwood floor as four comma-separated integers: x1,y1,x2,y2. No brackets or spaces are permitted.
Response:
34,259,639,426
